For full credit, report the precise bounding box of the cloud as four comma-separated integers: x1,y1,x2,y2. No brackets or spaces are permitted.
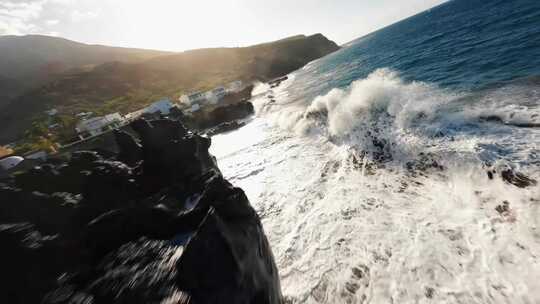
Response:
0,18,36,35
0,0,46,34
0,0,45,19
70,10,99,22
45,19,60,25
48,0,74,4
0,0,83,35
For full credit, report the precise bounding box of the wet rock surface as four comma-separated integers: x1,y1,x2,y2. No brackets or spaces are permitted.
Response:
204,101,255,129
406,152,444,176
268,76,288,88
486,165,537,188
182,86,255,133
206,121,247,137
0,118,282,304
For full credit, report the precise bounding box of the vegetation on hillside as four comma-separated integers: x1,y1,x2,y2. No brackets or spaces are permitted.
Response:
0,34,339,144
0,35,171,89
0,146,13,158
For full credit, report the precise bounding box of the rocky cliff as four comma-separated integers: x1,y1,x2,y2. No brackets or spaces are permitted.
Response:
0,119,282,304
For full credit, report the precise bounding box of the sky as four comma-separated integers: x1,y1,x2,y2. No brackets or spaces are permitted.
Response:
0,0,447,51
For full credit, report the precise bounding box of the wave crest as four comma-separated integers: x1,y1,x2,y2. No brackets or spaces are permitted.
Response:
258,68,540,170
301,68,456,136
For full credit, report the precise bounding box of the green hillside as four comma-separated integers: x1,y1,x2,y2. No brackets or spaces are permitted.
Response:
0,34,339,145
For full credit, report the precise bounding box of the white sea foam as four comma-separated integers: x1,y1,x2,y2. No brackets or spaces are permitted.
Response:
258,69,540,169
212,69,540,303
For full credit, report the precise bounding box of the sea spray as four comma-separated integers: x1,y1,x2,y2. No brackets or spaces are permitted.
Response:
213,70,540,303
212,0,540,301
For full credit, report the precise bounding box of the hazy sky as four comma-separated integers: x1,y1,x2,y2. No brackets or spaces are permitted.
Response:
0,0,447,51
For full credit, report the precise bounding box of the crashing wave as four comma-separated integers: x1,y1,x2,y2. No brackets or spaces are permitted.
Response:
254,69,540,176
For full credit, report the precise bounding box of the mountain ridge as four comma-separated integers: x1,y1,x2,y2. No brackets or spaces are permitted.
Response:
0,35,173,92
0,33,339,144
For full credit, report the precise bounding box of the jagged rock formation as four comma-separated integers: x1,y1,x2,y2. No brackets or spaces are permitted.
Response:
0,119,282,304
195,102,255,131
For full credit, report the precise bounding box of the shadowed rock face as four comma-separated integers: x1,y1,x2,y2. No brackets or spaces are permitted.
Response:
203,102,255,129
114,130,142,166
0,118,282,304
486,165,538,188
0,223,68,304
207,121,247,137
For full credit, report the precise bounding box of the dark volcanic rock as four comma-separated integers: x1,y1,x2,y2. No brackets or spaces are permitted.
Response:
268,76,288,88
0,223,69,304
177,176,282,304
131,119,218,191
486,165,537,188
0,185,78,235
479,115,504,124
500,168,537,188
81,160,135,206
207,121,247,137
495,201,511,215
209,102,254,126
69,151,103,168
14,164,65,194
114,129,142,166
2,118,282,304
196,101,255,130
14,151,102,195
44,239,189,304
83,205,190,261
406,152,444,176
507,122,540,128
479,115,540,128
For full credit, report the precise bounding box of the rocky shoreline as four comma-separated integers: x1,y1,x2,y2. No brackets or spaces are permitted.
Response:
0,119,282,303
185,85,256,136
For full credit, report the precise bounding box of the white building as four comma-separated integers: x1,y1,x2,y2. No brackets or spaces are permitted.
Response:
180,85,230,107
145,99,174,115
185,103,201,114
179,81,244,110
124,109,146,121
227,80,244,93
179,91,208,106
209,87,226,102
76,113,123,138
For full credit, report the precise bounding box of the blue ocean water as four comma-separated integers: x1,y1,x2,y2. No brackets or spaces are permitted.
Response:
262,0,540,167
286,0,540,103
251,0,540,168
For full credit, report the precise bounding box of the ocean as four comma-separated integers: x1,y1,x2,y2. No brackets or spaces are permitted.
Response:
211,0,540,303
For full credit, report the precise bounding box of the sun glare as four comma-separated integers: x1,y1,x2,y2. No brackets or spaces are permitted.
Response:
121,1,247,50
